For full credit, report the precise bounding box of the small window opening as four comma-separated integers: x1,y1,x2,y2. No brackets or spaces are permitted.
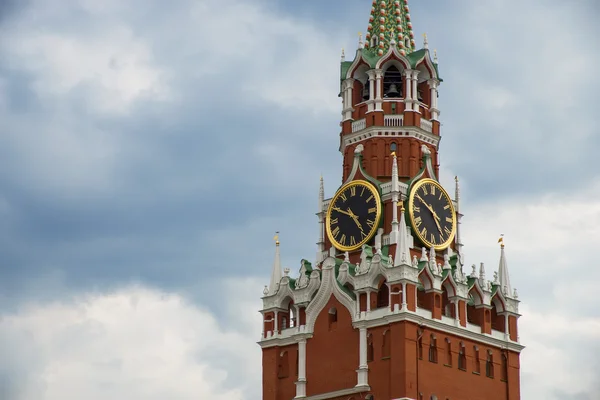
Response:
474,346,481,374
382,330,391,359
328,307,338,330
429,335,437,363
377,281,390,309
458,343,467,371
278,351,289,378
390,142,397,152
501,353,508,381
486,351,495,378
445,338,452,366
367,333,374,362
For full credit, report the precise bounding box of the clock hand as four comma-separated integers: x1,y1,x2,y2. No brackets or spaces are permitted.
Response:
415,194,443,235
346,208,364,232
332,207,354,217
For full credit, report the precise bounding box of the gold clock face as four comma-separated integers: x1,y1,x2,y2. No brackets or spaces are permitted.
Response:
407,178,456,250
326,180,382,252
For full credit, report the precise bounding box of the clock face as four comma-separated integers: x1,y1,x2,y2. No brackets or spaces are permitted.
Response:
407,178,456,250
326,180,382,252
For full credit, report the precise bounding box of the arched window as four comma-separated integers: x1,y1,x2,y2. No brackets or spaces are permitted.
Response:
429,335,437,363
278,351,289,378
328,307,338,331
501,353,508,381
458,342,467,371
367,333,374,362
371,36,379,48
473,346,481,374
445,338,452,366
377,281,390,309
390,142,397,153
382,330,391,359
383,65,403,98
486,350,494,378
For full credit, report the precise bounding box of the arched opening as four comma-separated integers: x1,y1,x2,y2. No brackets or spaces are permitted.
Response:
390,142,397,153
486,350,495,378
428,334,437,363
501,353,508,381
367,333,374,362
383,65,403,98
278,351,289,378
382,330,391,359
458,342,467,371
377,279,390,309
445,338,452,366
441,284,455,318
491,299,506,333
328,307,338,331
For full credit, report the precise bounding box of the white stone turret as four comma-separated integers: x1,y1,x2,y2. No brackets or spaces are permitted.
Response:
268,234,283,296
455,176,464,264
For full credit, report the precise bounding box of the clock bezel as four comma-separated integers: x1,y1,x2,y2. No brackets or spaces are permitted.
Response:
407,178,457,251
325,179,382,252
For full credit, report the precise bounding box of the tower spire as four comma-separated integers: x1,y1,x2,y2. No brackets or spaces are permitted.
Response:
268,232,282,295
498,235,513,297
394,202,411,266
316,176,326,264
364,0,416,57
391,152,399,237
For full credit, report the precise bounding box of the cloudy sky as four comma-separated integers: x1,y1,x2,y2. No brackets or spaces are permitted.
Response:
0,0,599,399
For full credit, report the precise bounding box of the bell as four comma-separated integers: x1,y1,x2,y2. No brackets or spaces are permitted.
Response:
386,83,400,98
362,85,370,100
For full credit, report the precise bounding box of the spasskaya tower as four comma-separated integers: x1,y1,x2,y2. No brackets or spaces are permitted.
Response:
259,1,523,399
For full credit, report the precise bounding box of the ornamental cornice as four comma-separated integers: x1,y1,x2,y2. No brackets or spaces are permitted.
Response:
340,125,439,154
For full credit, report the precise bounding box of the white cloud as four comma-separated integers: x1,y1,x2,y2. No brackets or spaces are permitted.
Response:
0,282,262,400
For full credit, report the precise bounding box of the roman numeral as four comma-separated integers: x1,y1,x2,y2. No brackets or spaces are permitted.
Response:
366,219,375,229
446,217,453,223
414,206,421,213
431,185,436,195
350,186,356,197
350,236,357,246
439,192,443,200
366,194,374,202
360,186,366,196
340,193,347,202
444,226,452,236
368,207,377,214
421,227,427,237
414,216,422,227
340,234,347,245
443,205,450,210
430,233,436,243
422,186,428,195
332,226,340,237
331,218,338,225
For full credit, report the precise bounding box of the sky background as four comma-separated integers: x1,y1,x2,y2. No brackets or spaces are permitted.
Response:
0,0,599,399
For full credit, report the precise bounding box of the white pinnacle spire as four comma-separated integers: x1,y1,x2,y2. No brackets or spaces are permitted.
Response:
391,152,399,238
498,237,513,297
479,262,486,287
394,202,411,266
316,176,325,264
423,33,428,49
454,176,464,264
268,233,282,295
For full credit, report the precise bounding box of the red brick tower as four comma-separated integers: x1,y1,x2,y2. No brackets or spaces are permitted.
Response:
259,1,523,399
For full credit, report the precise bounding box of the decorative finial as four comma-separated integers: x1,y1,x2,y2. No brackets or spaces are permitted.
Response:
274,231,280,246
341,48,345,62
498,234,505,248
423,33,428,49
263,285,269,295
283,267,290,277
354,143,365,155
399,201,405,212
433,49,438,64
358,32,364,48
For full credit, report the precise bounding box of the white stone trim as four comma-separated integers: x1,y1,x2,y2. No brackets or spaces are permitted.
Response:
295,338,307,398
340,125,439,154
303,386,371,400
305,257,357,332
